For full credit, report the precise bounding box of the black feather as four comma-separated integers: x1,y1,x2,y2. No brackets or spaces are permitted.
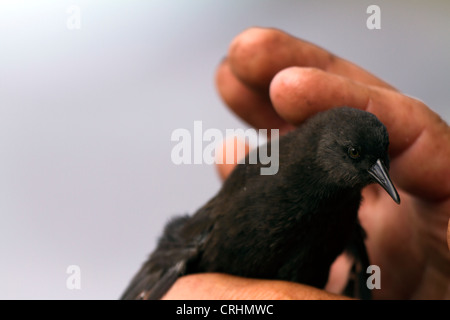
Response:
121,107,400,300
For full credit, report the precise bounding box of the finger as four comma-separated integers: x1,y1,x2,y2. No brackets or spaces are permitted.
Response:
217,27,395,133
216,59,295,133
163,273,350,300
215,136,251,181
447,218,450,251
325,252,353,294
227,27,396,91
269,67,450,201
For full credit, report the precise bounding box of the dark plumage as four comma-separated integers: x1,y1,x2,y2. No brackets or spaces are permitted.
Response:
121,107,400,300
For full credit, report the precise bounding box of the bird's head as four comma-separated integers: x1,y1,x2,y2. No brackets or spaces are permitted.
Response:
314,107,400,204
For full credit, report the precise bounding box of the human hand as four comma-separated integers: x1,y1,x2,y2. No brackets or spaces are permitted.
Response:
164,27,450,300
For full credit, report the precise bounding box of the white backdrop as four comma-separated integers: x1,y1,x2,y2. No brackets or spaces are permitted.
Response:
0,0,449,299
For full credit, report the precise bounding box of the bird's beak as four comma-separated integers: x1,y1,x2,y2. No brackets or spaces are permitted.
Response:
368,159,401,204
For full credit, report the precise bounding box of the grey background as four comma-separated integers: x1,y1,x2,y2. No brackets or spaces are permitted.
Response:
0,0,448,299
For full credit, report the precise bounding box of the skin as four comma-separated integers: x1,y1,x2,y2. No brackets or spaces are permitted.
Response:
163,27,450,300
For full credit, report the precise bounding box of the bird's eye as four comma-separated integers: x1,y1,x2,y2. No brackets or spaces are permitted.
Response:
348,147,361,159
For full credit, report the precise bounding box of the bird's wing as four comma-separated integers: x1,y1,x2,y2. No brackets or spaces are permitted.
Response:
120,245,199,300
120,213,212,300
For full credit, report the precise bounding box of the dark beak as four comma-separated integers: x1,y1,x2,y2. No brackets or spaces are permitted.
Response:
368,159,401,204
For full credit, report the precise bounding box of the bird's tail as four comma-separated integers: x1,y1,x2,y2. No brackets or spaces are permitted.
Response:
120,215,200,300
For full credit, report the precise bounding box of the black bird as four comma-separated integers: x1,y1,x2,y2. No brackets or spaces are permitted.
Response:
121,107,400,300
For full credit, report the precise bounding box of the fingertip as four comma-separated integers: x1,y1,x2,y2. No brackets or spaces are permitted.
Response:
228,27,296,88
214,57,231,100
270,67,349,124
325,252,353,295
215,136,251,181
215,58,293,132
270,67,310,124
